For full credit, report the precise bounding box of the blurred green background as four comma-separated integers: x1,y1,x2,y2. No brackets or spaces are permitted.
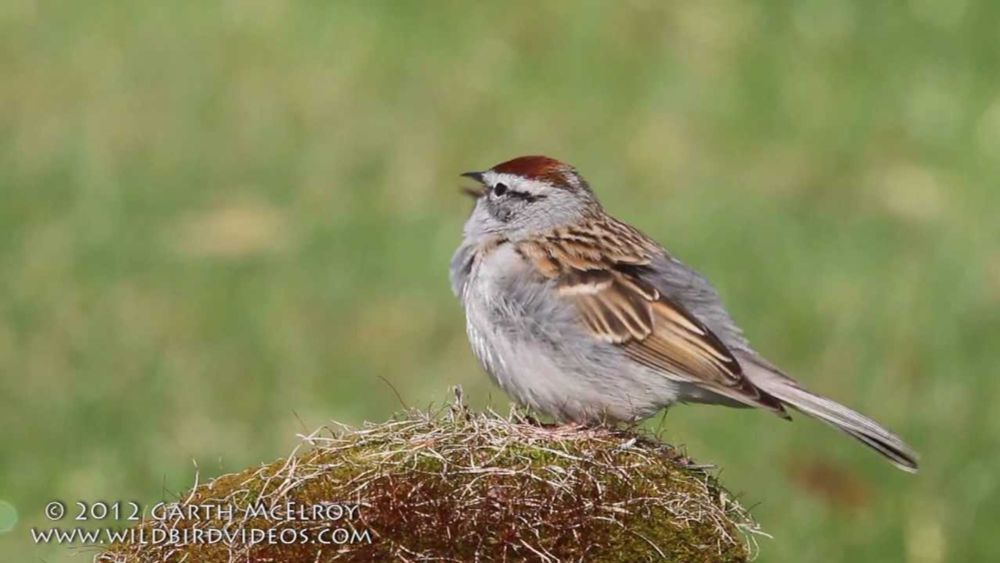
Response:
2,1,998,561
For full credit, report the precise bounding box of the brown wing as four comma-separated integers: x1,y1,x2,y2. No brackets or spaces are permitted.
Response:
517,218,787,416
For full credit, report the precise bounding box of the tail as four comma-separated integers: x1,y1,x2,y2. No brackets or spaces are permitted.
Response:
743,357,919,473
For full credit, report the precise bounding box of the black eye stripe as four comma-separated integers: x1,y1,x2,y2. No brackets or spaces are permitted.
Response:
490,183,544,202
508,191,544,202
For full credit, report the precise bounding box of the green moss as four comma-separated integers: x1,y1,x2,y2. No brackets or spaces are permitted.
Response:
99,404,760,562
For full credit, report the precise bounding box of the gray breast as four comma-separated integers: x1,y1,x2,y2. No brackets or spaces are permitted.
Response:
458,243,678,422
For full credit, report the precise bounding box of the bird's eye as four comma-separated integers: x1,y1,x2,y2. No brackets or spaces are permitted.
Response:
492,183,508,196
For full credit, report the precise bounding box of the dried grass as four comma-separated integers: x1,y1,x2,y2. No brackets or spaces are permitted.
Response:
99,391,763,562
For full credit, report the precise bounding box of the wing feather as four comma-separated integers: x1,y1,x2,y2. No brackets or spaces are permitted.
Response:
516,217,787,415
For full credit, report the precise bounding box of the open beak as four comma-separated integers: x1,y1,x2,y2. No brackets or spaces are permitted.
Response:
460,171,487,198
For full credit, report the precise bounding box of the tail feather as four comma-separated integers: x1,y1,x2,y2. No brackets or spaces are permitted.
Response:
743,357,919,473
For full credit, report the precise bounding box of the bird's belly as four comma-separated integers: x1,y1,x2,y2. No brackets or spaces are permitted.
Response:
463,281,679,423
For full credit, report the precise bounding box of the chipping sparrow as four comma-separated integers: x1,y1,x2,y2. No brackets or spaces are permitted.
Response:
450,155,918,472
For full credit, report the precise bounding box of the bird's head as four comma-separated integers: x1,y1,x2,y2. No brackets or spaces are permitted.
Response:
460,156,600,240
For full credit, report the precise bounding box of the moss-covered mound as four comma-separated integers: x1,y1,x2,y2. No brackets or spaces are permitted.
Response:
98,398,761,562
